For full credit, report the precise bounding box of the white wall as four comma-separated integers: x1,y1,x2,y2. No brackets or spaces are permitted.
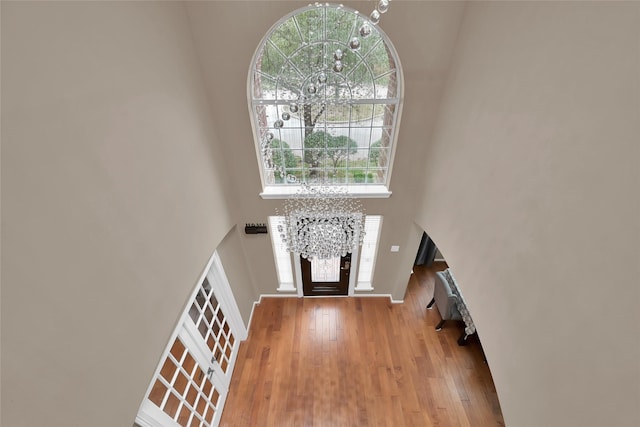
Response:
1,2,235,426
415,2,640,426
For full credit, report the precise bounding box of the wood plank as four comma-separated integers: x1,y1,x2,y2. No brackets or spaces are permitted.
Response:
220,264,504,426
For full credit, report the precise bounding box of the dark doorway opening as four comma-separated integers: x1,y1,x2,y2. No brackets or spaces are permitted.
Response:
415,231,438,267
301,253,351,296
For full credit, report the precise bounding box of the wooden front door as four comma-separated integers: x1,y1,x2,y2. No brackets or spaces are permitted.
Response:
301,253,351,296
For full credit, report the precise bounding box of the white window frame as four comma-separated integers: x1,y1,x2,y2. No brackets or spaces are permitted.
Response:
248,4,403,199
355,215,382,291
269,215,382,295
268,216,296,292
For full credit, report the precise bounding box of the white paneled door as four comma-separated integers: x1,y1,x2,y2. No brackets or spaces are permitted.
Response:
136,252,246,427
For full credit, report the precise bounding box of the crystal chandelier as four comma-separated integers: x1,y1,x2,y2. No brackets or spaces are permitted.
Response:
277,183,365,260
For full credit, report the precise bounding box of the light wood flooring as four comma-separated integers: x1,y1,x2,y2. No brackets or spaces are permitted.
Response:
220,263,504,426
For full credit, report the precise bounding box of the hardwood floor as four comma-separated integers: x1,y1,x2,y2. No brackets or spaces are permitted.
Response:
220,263,504,426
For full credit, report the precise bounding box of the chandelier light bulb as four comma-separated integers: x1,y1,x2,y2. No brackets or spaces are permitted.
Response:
333,49,343,60
333,60,343,72
377,0,390,14
349,37,361,51
289,103,299,113
274,119,284,129
282,112,291,121
370,9,381,24
307,83,317,94
359,23,372,38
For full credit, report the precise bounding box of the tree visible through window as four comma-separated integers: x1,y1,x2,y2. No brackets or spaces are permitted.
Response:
250,4,402,192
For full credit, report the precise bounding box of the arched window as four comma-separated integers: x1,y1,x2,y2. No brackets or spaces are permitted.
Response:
249,3,403,198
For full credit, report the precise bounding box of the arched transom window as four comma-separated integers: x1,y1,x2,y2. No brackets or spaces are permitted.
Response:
250,3,403,198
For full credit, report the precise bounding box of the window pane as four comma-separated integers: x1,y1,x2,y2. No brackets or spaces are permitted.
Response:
311,256,340,282
268,217,295,290
149,380,168,407
357,216,382,288
251,4,401,192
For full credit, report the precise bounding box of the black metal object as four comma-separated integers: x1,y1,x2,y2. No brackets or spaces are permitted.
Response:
244,223,268,234
414,231,438,267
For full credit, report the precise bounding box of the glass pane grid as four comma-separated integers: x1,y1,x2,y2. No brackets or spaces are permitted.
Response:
357,215,382,286
145,254,237,427
269,216,295,288
253,4,401,189
149,349,219,427
255,100,397,185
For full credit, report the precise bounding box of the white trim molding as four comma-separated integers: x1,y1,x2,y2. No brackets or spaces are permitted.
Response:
261,184,392,199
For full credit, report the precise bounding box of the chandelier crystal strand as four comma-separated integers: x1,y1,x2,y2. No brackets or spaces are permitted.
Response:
277,183,366,260
269,2,392,136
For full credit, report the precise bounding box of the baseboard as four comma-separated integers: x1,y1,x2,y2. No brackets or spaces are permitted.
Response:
252,292,402,304
257,293,300,300
246,300,260,336
354,293,403,304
